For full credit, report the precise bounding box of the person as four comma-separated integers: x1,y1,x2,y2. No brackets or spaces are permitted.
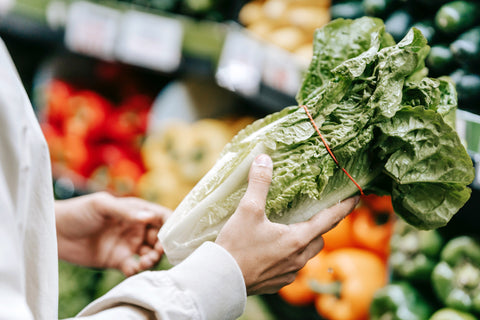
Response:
0,37,359,320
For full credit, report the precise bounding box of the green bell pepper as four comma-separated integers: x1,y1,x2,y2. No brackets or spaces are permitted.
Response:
432,236,480,314
429,308,478,320
370,281,433,320
390,219,443,281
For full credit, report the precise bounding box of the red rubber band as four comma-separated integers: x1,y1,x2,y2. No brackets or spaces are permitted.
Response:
300,105,364,195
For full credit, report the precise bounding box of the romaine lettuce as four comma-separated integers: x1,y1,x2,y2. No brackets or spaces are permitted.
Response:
159,17,475,265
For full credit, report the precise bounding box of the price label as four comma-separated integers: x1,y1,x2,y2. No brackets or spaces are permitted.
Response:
262,44,302,96
64,1,120,60
474,154,480,188
115,11,184,73
457,109,480,188
456,110,468,146
457,109,480,154
216,28,264,96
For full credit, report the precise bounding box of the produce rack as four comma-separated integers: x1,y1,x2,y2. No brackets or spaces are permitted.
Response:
1,0,480,319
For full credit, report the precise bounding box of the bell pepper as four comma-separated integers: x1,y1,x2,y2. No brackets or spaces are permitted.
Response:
277,252,327,306
62,135,98,177
361,194,394,213
322,211,356,251
63,90,112,141
104,94,152,146
41,123,65,163
389,219,443,281
370,281,433,320
309,248,388,320
44,79,74,128
431,236,480,314
351,205,395,259
429,308,478,320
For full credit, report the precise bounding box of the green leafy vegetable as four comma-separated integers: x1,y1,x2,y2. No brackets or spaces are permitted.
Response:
159,17,474,264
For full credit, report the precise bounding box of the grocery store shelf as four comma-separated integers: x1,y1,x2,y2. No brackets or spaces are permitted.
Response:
1,0,304,110
0,11,63,43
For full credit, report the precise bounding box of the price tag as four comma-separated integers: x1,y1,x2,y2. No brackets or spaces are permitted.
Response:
262,44,302,96
473,154,480,188
216,28,264,96
115,11,184,73
64,1,120,60
457,109,480,188
457,109,480,154
456,110,468,147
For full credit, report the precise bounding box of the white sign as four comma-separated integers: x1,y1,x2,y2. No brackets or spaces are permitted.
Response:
216,28,264,96
263,44,302,96
64,1,120,60
116,11,184,73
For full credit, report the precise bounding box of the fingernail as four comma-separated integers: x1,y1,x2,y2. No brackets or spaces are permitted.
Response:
255,154,272,167
353,196,361,205
137,210,154,219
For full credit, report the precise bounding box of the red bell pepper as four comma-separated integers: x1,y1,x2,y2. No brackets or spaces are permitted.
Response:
104,94,152,145
43,80,74,128
63,90,112,141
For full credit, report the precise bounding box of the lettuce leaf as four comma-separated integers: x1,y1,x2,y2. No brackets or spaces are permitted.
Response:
159,17,475,264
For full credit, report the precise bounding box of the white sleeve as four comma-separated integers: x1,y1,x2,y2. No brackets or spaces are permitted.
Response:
0,38,37,320
0,182,35,320
74,241,247,320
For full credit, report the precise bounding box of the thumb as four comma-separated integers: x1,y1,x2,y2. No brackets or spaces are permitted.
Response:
238,154,273,218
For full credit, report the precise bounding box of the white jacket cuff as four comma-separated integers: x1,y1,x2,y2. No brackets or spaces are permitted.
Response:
77,241,246,320
168,241,247,320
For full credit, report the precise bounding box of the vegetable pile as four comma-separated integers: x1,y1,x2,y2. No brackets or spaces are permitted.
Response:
137,117,255,209
40,79,151,196
371,220,480,320
159,16,475,264
330,0,480,113
278,195,395,320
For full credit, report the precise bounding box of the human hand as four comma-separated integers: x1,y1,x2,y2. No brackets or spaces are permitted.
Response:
55,192,171,276
215,154,359,295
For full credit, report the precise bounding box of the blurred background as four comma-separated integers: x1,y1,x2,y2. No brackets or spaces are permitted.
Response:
1,0,479,319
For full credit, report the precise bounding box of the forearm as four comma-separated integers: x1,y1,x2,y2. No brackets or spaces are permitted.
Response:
54,196,99,265
55,199,72,262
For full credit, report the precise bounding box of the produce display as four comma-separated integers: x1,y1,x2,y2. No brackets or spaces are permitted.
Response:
329,0,480,113
371,219,480,320
39,78,152,196
277,195,395,320
389,219,444,282
137,116,255,209
431,236,480,314
237,0,331,66
159,17,474,265
370,281,434,320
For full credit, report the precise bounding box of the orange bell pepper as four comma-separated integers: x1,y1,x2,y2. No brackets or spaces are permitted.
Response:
361,194,394,213
351,205,395,260
322,212,356,251
278,251,327,306
309,248,388,320
277,274,316,307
